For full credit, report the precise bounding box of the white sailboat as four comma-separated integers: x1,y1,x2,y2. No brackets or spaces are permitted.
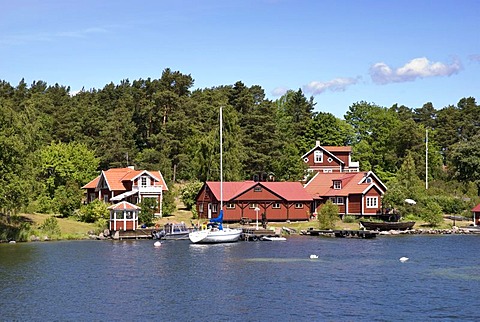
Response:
189,106,243,244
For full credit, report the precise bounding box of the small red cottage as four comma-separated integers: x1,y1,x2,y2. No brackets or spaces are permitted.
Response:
304,171,387,216
82,166,168,216
196,181,313,222
108,201,141,231
472,204,480,226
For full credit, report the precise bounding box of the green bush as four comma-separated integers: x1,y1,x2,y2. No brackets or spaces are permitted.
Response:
421,199,443,227
343,215,357,223
39,216,61,236
318,200,339,230
139,197,157,226
181,181,204,210
75,200,109,223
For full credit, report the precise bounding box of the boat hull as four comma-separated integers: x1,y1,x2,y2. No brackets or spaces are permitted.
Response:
360,221,415,231
189,228,242,244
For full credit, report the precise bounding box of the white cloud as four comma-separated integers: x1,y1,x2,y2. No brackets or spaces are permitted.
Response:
469,54,480,62
303,77,360,95
370,57,462,85
271,86,289,97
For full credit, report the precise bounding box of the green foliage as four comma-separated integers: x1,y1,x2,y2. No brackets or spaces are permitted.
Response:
39,216,61,236
420,199,443,227
318,200,339,229
343,215,357,223
139,198,157,226
75,200,109,223
181,181,204,210
162,190,176,216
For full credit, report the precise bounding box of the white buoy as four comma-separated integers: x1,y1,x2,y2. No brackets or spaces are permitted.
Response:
310,254,318,259
154,241,162,247
399,257,409,262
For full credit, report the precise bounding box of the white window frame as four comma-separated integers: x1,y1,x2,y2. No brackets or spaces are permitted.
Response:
323,169,332,173
333,181,341,189
366,197,378,208
211,203,218,213
249,203,258,209
141,176,149,188
226,203,235,209
295,203,303,209
314,150,323,163
272,203,281,209
336,197,344,205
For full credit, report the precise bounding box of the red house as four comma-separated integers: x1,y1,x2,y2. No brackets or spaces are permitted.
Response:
301,141,360,173
82,166,168,216
196,181,313,222
472,204,480,226
304,171,387,216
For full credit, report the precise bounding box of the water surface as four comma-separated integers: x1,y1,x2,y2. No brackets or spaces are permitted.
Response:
1,235,479,321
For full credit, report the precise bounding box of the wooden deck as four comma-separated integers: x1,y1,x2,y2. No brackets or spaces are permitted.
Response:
304,228,378,239
114,229,155,240
241,228,282,241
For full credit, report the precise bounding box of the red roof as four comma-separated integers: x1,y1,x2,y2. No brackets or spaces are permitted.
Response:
108,201,140,211
82,167,168,191
205,181,312,202
304,171,386,198
472,204,480,212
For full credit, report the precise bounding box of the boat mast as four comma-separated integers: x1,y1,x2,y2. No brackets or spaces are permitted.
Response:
425,128,428,190
220,106,223,211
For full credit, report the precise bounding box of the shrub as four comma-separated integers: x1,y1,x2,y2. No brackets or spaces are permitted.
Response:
39,216,61,236
181,181,204,210
318,200,338,230
75,200,109,223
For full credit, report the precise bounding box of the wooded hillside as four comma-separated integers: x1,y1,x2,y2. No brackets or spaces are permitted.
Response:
1,68,479,218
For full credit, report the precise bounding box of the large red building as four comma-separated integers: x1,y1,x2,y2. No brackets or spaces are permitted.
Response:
195,181,313,222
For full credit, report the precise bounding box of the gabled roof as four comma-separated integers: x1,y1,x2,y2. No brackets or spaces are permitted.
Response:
472,204,480,212
303,171,386,199
203,181,313,202
108,201,141,211
301,144,347,164
82,167,168,191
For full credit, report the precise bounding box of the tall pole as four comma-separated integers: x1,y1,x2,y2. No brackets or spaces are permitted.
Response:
220,106,223,211
425,129,428,190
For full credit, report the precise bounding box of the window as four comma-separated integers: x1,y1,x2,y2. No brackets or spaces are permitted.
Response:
226,203,235,209
323,169,332,173
336,197,344,205
365,177,372,183
211,203,218,213
330,197,336,203
333,180,341,189
254,186,262,192
103,195,109,202
314,150,323,163
327,157,333,163
295,203,303,209
366,197,378,208
249,203,258,209
141,176,148,187
272,203,280,209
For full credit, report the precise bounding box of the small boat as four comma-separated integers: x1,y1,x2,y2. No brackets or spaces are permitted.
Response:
360,221,415,231
153,222,190,240
261,236,286,241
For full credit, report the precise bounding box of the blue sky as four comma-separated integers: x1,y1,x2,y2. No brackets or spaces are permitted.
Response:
1,0,479,118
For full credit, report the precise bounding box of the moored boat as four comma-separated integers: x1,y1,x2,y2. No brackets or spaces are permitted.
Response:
360,221,415,231
153,222,190,240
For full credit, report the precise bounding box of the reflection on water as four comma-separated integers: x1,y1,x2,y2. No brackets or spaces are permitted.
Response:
1,235,480,321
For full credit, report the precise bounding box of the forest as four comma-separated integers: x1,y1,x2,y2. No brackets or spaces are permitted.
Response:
1,68,479,225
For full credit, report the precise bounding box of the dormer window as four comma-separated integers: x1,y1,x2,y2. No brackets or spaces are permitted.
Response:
314,150,323,163
140,176,149,187
254,186,262,192
333,180,342,189
365,177,372,183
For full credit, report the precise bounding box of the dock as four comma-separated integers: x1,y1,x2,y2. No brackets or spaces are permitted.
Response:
115,229,155,240
241,228,282,241
304,228,378,239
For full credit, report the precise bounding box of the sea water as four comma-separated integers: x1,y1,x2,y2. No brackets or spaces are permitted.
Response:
1,235,479,321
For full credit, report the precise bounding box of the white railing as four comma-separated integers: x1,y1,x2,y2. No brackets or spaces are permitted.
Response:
132,186,163,193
